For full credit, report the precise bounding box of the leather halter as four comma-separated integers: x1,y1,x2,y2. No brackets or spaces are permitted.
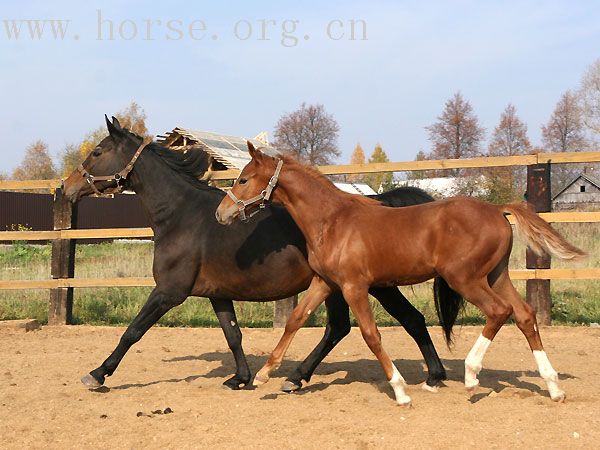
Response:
226,159,284,222
77,137,152,197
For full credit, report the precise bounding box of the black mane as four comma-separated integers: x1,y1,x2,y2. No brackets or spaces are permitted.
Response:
147,143,215,190
121,129,217,192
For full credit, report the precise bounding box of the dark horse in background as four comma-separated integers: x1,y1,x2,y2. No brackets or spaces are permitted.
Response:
63,117,454,391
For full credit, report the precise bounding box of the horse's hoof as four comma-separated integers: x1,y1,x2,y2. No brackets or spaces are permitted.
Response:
551,391,566,403
81,373,103,388
465,379,480,391
421,382,439,393
281,380,302,393
253,373,269,386
396,395,412,407
222,377,249,390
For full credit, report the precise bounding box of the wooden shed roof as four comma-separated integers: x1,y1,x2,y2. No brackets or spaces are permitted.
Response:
552,173,600,200
158,127,274,170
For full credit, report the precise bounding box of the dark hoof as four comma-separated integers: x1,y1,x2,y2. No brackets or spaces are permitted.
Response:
223,376,250,390
281,380,302,393
426,371,447,388
81,373,103,388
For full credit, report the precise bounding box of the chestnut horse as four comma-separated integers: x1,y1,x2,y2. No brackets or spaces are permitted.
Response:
216,142,585,406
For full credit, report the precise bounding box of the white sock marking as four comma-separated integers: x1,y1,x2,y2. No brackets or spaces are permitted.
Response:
533,350,565,401
389,364,411,405
465,334,492,389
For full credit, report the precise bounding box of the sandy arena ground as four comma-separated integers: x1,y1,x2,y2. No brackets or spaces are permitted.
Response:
0,324,599,449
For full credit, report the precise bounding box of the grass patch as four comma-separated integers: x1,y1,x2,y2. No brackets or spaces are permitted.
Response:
0,223,598,327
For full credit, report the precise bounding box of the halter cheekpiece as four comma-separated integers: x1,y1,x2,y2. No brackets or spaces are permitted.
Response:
226,159,284,222
77,137,152,197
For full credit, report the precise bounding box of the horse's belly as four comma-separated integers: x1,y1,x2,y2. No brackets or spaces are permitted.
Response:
354,240,436,286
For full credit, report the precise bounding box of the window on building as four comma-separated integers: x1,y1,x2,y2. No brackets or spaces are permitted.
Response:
580,185,586,192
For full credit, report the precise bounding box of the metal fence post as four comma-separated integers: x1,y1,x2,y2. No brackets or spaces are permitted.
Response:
48,188,77,325
525,162,552,325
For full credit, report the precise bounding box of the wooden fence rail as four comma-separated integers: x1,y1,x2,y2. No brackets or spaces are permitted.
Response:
1,211,600,242
2,150,600,326
2,268,600,291
2,150,600,188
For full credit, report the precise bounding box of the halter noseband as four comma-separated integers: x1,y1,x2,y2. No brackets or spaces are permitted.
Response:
225,159,284,223
77,137,152,197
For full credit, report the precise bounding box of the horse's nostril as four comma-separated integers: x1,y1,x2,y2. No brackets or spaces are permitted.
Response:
215,210,221,222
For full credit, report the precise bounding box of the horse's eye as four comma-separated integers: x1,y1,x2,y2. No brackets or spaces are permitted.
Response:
92,149,101,157
239,178,247,185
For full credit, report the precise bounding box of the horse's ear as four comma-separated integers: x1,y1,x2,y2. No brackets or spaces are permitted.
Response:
247,141,261,160
111,116,122,129
106,114,122,136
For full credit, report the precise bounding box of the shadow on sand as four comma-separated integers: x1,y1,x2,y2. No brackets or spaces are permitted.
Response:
89,351,575,403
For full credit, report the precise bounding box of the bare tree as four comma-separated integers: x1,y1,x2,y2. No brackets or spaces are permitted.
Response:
273,103,341,165
12,140,57,180
542,90,588,152
579,58,600,136
488,104,531,156
484,104,531,202
347,143,366,182
542,90,590,193
425,92,485,175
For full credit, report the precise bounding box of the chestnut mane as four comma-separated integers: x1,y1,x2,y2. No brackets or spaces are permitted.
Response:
277,154,381,207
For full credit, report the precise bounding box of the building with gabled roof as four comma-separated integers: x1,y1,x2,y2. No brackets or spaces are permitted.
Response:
552,172,600,211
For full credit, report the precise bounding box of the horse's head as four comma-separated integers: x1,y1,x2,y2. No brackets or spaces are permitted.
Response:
63,115,149,202
215,141,283,225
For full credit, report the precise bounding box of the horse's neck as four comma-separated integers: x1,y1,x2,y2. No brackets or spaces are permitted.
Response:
276,165,346,251
127,152,207,229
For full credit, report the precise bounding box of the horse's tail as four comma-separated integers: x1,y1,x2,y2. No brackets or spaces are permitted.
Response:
502,202,586,260
433,277,464,346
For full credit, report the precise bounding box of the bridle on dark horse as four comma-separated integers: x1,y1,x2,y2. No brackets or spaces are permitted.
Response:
76,137,153,197
224,159,284,222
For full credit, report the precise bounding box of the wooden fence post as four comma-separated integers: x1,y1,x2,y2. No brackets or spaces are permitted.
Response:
525,163,552,325
273,295,298,328
48,188,77,325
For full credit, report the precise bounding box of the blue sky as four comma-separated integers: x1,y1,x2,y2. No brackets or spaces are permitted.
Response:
1,1,599,174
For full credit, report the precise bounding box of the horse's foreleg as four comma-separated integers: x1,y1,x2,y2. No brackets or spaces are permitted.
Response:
254,276,332,386
282,292,350,392
210,298,251,390
371,287,446,391
81,288,185,388
342,284,412,406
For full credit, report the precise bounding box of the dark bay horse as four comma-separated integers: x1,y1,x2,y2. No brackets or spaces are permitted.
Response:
63,116,448,391
216,143,585,405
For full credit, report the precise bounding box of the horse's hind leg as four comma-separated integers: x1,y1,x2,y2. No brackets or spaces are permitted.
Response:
447,278,513,390
371,287,446,391
282,292,350,392
342,284,412,406
210,298,251,390
254,276,332,386
491,271,565,401
81,288,185,388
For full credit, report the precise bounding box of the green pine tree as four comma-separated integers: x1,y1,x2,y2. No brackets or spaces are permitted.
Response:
365,144,394,192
